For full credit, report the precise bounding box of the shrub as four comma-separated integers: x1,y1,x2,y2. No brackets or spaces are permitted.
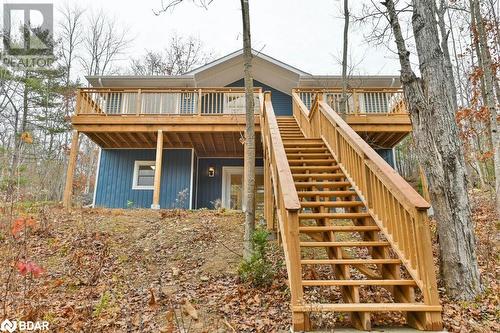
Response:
238,228,274,287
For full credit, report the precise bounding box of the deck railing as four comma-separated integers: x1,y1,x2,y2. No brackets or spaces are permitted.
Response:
76,88,262,115
260,92,307,329
293,88,406,115
292,93,441,315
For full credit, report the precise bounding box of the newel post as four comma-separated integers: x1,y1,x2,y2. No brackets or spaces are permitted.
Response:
63,130,80,208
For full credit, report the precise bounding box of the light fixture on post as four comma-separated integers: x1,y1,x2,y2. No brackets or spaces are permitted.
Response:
208,166,215,177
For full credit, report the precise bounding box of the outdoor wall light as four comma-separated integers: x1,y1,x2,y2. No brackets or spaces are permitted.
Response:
208,166,215,177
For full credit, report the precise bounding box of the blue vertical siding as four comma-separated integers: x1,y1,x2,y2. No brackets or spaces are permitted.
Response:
95,149,193,209
226,79,292,116
196,158,263,209
375,148,395,168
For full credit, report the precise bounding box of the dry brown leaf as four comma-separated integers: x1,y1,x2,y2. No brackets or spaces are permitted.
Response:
181,299,198,320
148,289,156,306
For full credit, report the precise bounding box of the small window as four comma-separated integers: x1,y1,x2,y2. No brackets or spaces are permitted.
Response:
132,161,156,190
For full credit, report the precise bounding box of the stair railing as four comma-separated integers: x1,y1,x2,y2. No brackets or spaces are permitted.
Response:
291,91,440,310
260,92,308,329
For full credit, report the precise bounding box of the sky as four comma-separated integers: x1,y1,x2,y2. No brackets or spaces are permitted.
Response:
1,0,403,76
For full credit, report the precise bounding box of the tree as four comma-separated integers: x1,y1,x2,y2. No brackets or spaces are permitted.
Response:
382,0,482,299
470,0,500,214
240,0,255,260
155,0,256,259
339,0,349,118
130,35,213,75
80,10,131,76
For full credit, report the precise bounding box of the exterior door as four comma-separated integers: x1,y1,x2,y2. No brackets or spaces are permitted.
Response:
222,166,264,212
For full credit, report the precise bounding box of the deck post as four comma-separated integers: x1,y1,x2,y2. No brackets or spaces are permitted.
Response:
151,130,164,209
63,130,80,208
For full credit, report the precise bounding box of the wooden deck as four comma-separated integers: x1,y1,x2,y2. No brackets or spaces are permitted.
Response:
72,87,410,151
293,88,411,147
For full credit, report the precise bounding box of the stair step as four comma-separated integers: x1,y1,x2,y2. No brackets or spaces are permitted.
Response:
293,174,345,180
301,258,401,265
297,190,357,197
300,241,390,247
299,212,370,219
295,181,351,188
283,140,324,146
287,153,332,159
285,147,329,153
288,159,336,165
301,279,417,286
290,166,340,172
299,225,379,232
292,303,442,313
300,201,363,208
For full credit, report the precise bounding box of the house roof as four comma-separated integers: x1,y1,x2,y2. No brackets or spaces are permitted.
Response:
86,49,400,91
185,48,311,76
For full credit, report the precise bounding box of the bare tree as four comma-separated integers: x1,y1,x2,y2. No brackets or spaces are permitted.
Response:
81,10,131,76
382,0,482,299
155,0,256,258
240,0,255,259
58,4,84,86
130,35,213,75
471,0,500,214
339,0,349,118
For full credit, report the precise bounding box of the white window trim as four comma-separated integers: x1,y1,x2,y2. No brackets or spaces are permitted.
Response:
132,160,156,190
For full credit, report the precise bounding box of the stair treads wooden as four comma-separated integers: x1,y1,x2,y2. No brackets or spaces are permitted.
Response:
292,303,442,312
301,258,401,265
300,241,390,247
284,147,329,153
299,212,370,219
288,159,336,165
300,201,363,208
290,166,340,171
297,190,356,197
295,181,351,188
301,279,417,286
299,225,379,232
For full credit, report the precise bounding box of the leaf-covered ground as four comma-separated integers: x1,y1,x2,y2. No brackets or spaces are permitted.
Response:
0,190,498,332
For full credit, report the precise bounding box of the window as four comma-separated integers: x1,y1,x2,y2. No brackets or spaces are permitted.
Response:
132,161,156,190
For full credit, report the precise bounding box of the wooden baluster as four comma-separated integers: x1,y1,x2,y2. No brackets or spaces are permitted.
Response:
135,89,142,116
197,89,202,115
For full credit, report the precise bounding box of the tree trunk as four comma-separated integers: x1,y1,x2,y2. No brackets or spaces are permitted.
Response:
471,0,500,214
383,0,482,300
241,0,255,260
339,0,349,118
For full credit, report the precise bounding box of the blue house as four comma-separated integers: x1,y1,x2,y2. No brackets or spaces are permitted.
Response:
64,49,407,210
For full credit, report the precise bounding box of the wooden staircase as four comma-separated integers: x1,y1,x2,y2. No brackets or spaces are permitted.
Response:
260,92,442,332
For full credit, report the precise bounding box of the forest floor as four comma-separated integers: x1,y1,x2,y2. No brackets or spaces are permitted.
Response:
0,190,498,332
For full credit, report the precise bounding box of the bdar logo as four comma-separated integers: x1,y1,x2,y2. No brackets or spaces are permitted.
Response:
0,319,17,333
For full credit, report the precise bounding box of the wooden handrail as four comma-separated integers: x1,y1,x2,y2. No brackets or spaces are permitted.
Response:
261,91,306,327
292,93,439,308
262,94,301,211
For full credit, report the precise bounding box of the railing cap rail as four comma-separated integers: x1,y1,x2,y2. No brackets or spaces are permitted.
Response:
317,100,430,210
263,92,301,211
78,87,263,92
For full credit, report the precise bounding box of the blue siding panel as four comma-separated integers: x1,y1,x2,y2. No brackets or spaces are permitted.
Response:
375,148,395,168
196,158,263,209
95,149,192,209
226,79,292,116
